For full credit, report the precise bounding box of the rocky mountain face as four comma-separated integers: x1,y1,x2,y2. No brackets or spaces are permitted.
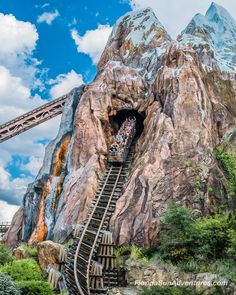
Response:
4,3,236,246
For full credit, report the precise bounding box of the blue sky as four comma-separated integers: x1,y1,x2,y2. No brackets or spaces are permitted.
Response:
0,0,130,93
0,0,236,221
0,0,131,221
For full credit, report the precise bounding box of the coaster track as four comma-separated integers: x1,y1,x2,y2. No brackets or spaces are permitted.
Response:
65,148,134,294
0,94,69,143
0,222,10,235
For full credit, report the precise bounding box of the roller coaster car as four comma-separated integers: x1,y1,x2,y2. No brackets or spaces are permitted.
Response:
108,117,136,163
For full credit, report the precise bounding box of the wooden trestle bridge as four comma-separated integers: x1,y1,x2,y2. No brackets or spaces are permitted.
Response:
0,91,137,294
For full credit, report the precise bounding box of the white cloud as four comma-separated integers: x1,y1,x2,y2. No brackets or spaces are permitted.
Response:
71,24,112,64
21,156,44,176
42,3,50,8
50,70,84,99
0,13,38,57
0,165,33,205
0,66,30,109
0,12,61,210
129,0,236,38
37,10,60,25
0,200,20,223
0,13,39,88
0,167,10,190
0,66,46,125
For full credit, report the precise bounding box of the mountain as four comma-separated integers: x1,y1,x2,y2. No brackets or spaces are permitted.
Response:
178,2,236,74
3,4,236,247
98,7,172,82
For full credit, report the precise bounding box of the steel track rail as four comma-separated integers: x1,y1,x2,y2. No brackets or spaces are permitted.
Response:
0,94,69,143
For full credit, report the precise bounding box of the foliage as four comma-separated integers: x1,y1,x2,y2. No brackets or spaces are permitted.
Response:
0,244,14,266
159,202,236,264
215,146,236,193
115,244,152,264
115,245,131,258
0,272,21,295
227,228,236,259
0,259,43,282
194,212,236,260
115,245,132,267
176,259,201,273
17,281,54,295
63,242,70,250
20,244,38,258
129,244,148,261
177,258,236,283
209,259,236,284
194,214,230,259
159,202,197,261
140,286,205,295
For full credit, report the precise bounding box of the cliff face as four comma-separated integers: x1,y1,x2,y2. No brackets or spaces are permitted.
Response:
4,4,236,246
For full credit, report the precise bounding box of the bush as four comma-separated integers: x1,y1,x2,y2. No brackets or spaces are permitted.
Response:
215,146,236,193
17,281,54,295
115,245,131,258
194,212,236,260
159,203,197,261
0,259,43,281
194,214,230,259
209,259,236,284
0,272,20,295
159,203,236,263
115,244,153,264
177,259,201,273
0,244,14,266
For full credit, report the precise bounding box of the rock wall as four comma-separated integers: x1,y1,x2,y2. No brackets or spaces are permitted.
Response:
107,260,236,295
4,4,236,246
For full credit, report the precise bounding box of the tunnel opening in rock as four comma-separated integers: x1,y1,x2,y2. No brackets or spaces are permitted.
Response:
110,109,145,138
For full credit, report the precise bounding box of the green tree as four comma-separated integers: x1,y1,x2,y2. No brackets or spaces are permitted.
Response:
194,214,232,259
0,244,14,266
159,202,197,261
0,273,20,295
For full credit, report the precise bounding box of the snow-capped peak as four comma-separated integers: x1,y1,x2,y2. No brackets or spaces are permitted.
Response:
206,2,236,27
206,2,236,35
111,7,171,47
98,7,171,83
178,2,236,73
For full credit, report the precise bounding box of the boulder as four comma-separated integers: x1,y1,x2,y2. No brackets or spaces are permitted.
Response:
38,240,62,271
2,207,23,247
13,246,27,260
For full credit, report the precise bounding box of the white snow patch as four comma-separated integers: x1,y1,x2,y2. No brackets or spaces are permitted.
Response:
180,2,236,73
